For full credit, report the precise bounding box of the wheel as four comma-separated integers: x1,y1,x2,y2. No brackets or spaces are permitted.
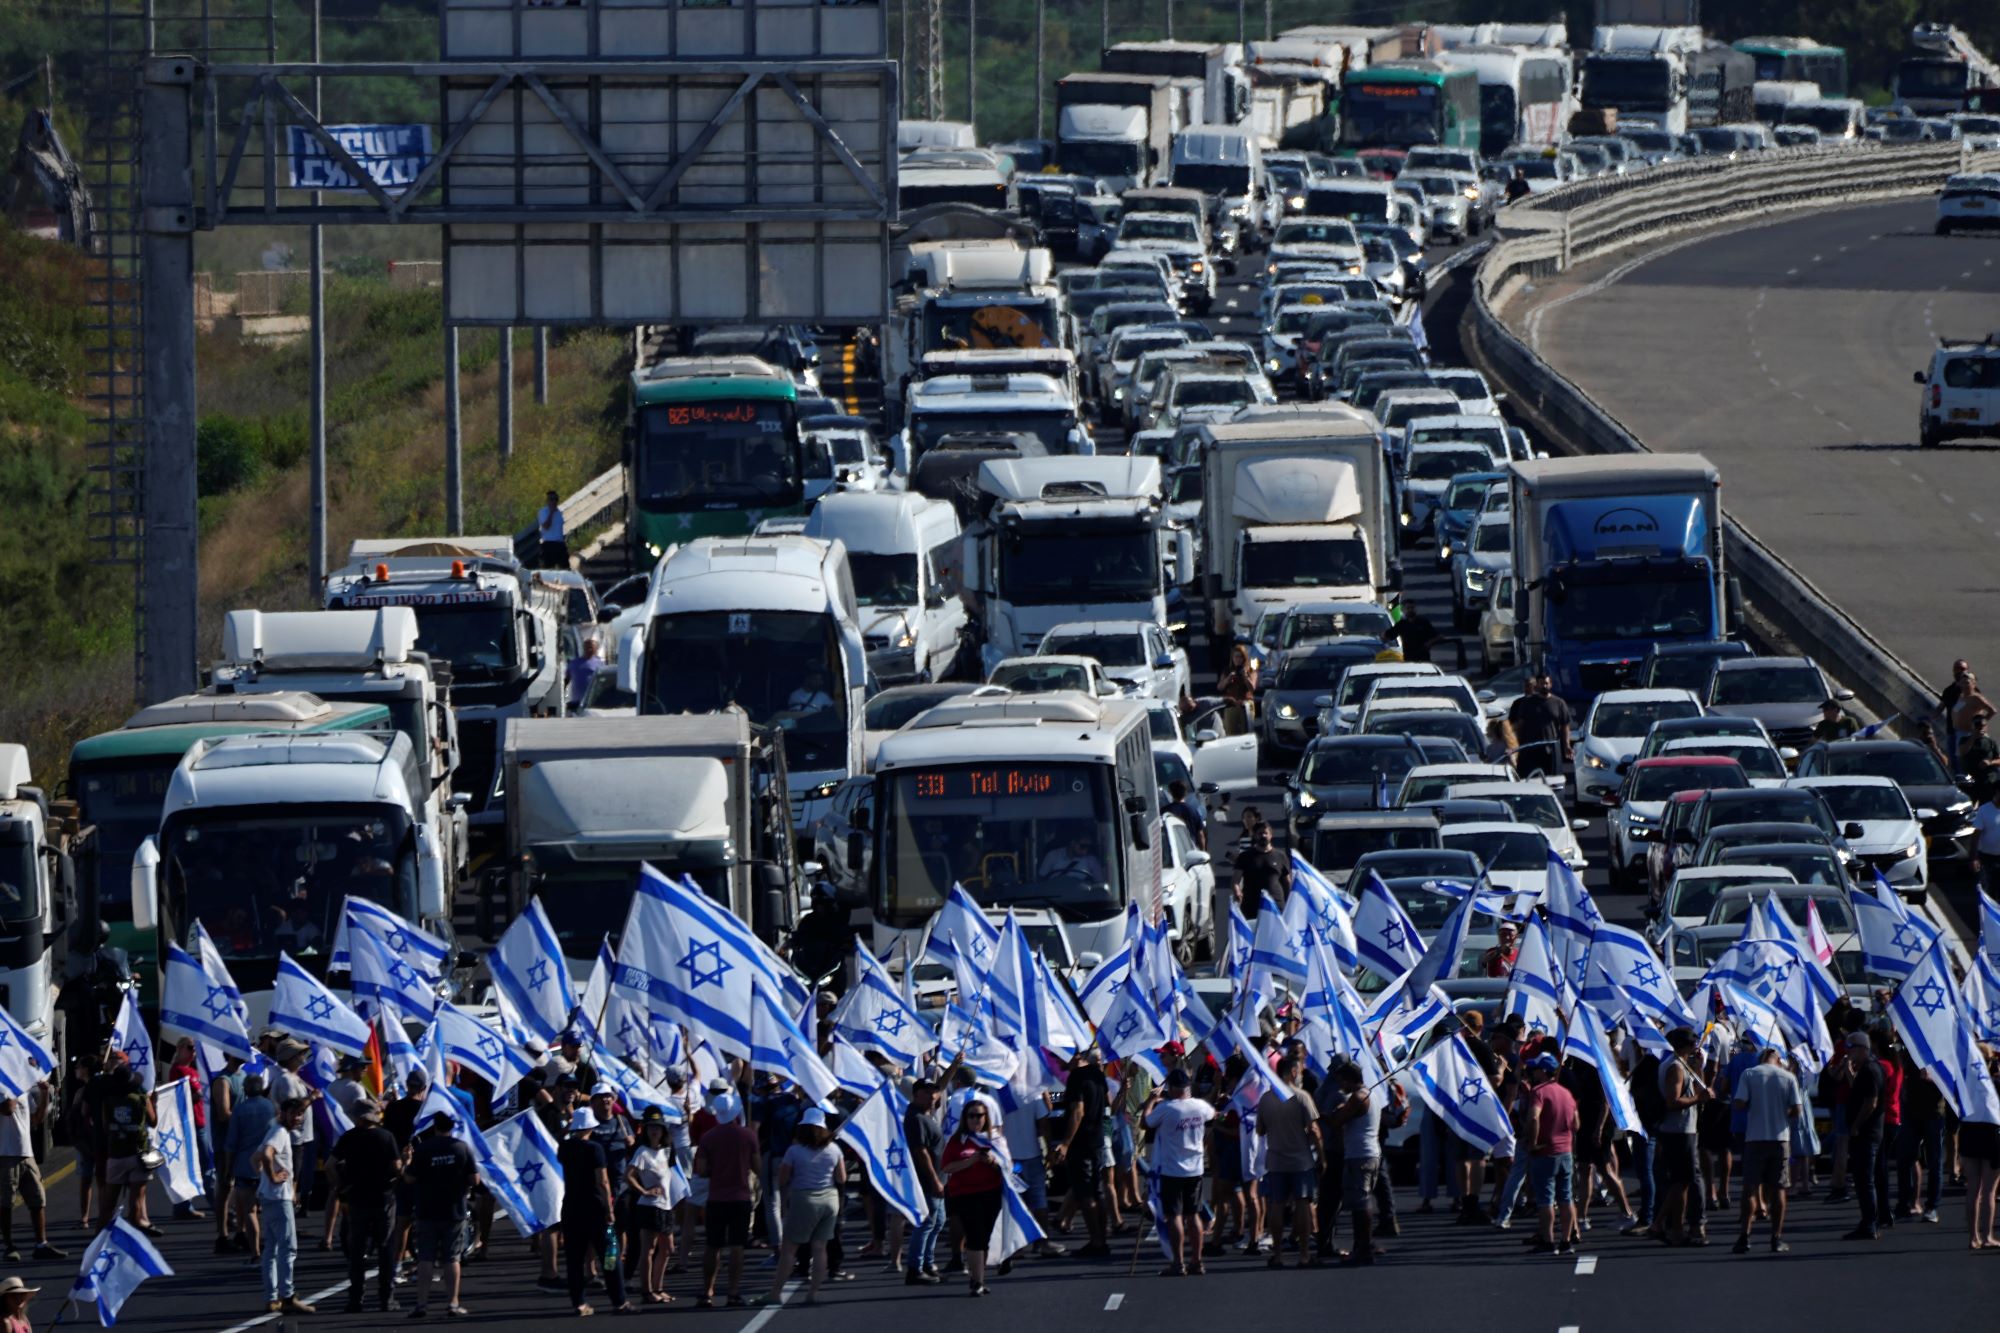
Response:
1452,602,1476,633
1919,419,1941,448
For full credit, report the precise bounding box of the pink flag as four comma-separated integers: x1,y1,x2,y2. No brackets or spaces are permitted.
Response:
1805,897,1835,966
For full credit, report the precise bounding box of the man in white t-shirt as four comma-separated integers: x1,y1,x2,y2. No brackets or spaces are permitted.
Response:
1141,1068,1215,1276
1,1079,64,1262
255,1098,313,1315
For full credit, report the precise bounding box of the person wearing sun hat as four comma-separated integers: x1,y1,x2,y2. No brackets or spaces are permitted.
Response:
1,1274,41,1333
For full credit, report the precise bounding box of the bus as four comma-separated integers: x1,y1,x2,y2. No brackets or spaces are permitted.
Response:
1732,37,1848,97
1436,44,1571,155
1337,61,1482,154
624,356,805,565
65,692,392,1001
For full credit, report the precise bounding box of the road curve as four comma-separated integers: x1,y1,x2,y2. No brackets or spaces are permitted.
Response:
1523,198,2000,688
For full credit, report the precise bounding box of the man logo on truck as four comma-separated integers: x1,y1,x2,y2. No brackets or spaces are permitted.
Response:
1592,507,1661,536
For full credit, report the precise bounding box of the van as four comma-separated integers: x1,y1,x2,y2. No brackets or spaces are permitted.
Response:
1915,332,2000,446
804,492,969,685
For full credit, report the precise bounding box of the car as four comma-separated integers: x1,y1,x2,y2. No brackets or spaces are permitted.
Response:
1633,713,1776,764
1479,571,1517,674
986,654,1115,696
1914,330,2000,446
1160,814,1215,964
1376,388,1467,455
1792,738,1974,871
1366,708,1488,764
1651,865,1798,944
1265,601,1396,666
1656,785,1856,900
1572,688,1705,807
1701,655,1849,752
1319,660,1445,735
1349,847,1484,889
1396,414,1513,472
1394,761,1513,807
1936,172,2000,237
1657,734,1793,787
1037,620,1190,701
1448,512,1511,631
1433,469,1509,569
1144,697,1260,800
1097,326,1194,422
1260,639,1386,752
1448,780,1588,869
1635,639,1753,692
1788,775,1928,897
1692,821,1842,870
1304,811,1442,886
1406,797,1514,828
1113,211,1216,312
1438,821,1555,912
1286,734,1430,837
1712,842,1848,890
1605,755,1752,892
862,682,987,765
1404,446,1504,550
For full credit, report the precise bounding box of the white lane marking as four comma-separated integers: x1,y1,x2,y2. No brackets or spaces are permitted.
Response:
1559,1326,1582,1333
1811,255,1822,264
1830,420,1849,432
216,1272,371,1333
1523,224,1762,350
1790,390,1806,400
1106,1294,1126,1311
1574,1255,1598,1275
1888,455,1902,467
1785,267,1798,276
742,1281,803,1333
1767,375,1781,387
1971,513,1985,525
1942,492,1956,506
1910,470,1927,485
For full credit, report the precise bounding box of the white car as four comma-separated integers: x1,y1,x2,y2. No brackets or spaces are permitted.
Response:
1448,512,1510,631
1318,660,1444,735
1572,688,1705,808
1161,814,1216,965
1038,619,1190,701
1394,761,1514,807
1448,781,1588,869
987,654,1116,696
1648,865,1798,950
1658,734,1791,787
1478,570,1516,675
1438,821,1554,914
1788,775,1928,896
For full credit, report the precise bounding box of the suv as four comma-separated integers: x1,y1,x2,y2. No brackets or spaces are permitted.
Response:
1915,332,2000,447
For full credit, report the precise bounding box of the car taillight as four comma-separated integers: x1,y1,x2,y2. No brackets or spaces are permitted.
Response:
1932,384,1942,408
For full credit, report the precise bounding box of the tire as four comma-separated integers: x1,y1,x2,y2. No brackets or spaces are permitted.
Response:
1452,602,1476,633
1920,419,1942,448
1936,221,1952,236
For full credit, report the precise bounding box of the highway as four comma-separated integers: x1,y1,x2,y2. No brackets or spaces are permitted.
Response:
1519,198,2000,689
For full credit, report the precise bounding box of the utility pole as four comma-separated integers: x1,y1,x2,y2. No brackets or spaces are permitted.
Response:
497,330,513,464
533,326,549,404
1102,0,1109,52
1237,0,1245,45
1034,0,1045,142
1166,0,1174,41
444,327,461,535
308,0,325,596
1263,0,1271,41
965,0,976,131
899,0,910,115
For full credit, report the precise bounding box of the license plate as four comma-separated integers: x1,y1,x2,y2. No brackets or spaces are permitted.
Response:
1951,408,1981,420
1963,200,1987,208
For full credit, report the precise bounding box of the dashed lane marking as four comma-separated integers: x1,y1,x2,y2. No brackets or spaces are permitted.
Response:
1106,1294,1126,1311
216,1272,373,1333
741,1281,803,1332
1971,513,1985,525
1575,1255,1598,1275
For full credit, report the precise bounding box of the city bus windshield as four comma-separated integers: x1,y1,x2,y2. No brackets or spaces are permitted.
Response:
880,763,1120,928
1339,86,1444,149
635,399,802,511
74,757,180,918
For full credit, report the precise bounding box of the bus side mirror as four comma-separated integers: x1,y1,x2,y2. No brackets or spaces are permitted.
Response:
416,825,447,920
131,838,160,934
618,624,645,698
1130,812,1153,850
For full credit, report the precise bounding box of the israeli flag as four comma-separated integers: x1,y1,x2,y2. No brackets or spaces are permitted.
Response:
1352,869,1425,984
1889,935,1986,1119
750,977,841,1105
1543,849,1604,985
1578,954,1671,1058
596,1047,686,1122
68,1216,174,1326
1287,851,1359,970
836,1080,926,1227
1504,912,1564,1042
572,936,615,1044
483,1108,565,1237
1365,973,1453,1047
1036,950,1096,1056
1401,891,1474,1011
434,1002,513,1088
613,866,804,1059
1250,891,1307,982
488,898,577,1043
0,993,56,1096
110,988,154,1092
1561,1002,1646,1138
1583,921,1696,1029
1096,971,1170,1063
378,1008,419,1095
269,952,371,1056
351,926,440,1025
159,937,253,1060
829,938,933,1064
602,981,675,1079
1408,1033,1515,1157
994,1163,1049,1261
924,882,1002,972
1965,952,2000,1043
1856,871,1940,981
829,1037,886,1096
331,895,449,980
1979,888,2000,975
1745,893,1841,1007
149,1078,203,1205
1174,976,1221,1050
1226,901,1255,982
1207,1014,1292,1103
984,911,1037,1044
1074,942,1133,1025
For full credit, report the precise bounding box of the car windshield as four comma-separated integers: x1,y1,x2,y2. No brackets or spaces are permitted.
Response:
1174,379,1255,407
1711,892,1853,929
1276,221,1359,247
1593,699,1702,737
1044,633,1144,668
848,552,919,607
1818,747,1951,785
1113,332,1186,363
1668,743,1785,779
1811,784,1911,822
1646,653,1732,690
1629,764,1748,802
1445,476,1500,510
1357,851,1474,883
1668,873,1784,920
1411,449,1495,482
1282,609,1393,645
1472,522,1511,554
1441,829,1548,871
1373,712,1484,752
1305,744,1417,785
1310,826,1438,870
1241,538,1371,588
1710,666,1823,705
1410,424,1505,454
1708,794,1826,832
1482,790,1565,830
1121,217,1199,242
990,661,1090,692
1168,469,1203,504
1389,885,1461,931
1277,652,1369,689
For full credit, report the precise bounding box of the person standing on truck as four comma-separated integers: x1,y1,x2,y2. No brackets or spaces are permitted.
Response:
537,490,568,570
1507,669,1573,778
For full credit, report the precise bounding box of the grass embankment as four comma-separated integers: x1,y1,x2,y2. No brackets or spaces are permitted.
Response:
0,228,627,784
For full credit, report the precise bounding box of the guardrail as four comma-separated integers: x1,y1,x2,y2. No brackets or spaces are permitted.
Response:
1466,141,2000,733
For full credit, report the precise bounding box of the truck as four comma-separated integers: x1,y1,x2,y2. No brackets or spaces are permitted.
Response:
1195,409,1396,642
1687,44,1757,129
0,745,94,1074
497,714,799,954
1170,127,1265,247
885,242,1063,409
899,372,1092,475
1055,72,1177,193
1894,23,2000,116
1507,455,1738,703
962,455,1190,676
1102,40,1250,126
1581,25,1705,135
326,537,566,844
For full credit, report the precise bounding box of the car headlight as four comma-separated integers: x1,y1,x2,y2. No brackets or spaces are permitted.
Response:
1400,511,1412,526
1463,186,1480,201
1267,358,1283,373
1348,264,1363,275
645,542,663,558
1112,386,1124,400
1627,812,1656,826
807,780,842,800
1464,568,1490,589
1438,541,1452,557
1584,754,1608,770
1296,789,1317,809
1947,798,1973,816
1903,842,1922,861
1190,260,1204,273
1278,704,1297,719
896,630,915,649
1288,195,1305,209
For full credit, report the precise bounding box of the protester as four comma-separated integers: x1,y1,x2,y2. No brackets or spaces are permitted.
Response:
1256,1054,1321,1269
1654,1028,1710,1246
0,1068,62,1262
164,1037,209,1221
627,1107,678,1304
1966,1044,2000,1249
255,1098,313,1315
559,1106,628,1316
937,1101,1004,1295
760,1107,846,1305
694,1090,757,1307
1732,1048,1802,1255
1522,1054,1579,1256
1321,1061,1384,1267
1842,1032,1888,1241
1143,1067,1216,1275
406,1110,477,1318
902,1080,950,1279
333,1097,403,1312
99,1055,159,1237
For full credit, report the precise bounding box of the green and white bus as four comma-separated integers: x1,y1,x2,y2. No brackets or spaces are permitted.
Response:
1732,37,1847,97
1338,61,1482,154
625,356,805,564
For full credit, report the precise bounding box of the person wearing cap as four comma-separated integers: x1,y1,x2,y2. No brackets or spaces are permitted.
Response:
271,1039,319,1216
756,1108,847,1306
1,1273,41,1333
404,1108,477,1318
584,1083,636,1277
1141,1068,1215,1276
1520,1053,1578,1257
333,1097,404,1312
1841,1030,1889,1241
559,1106,630,1316
1481,922,1520,979
1811,696,1860,743
695,1086,758,1306
255,1098,315,1314
627,1107,678,1303
327,1055,370,1119
1653,1027,1711,1247
546,1029,599,1096
99,1053,160,1239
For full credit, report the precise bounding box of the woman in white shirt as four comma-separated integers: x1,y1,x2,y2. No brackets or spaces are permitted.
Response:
625,1109,679,1303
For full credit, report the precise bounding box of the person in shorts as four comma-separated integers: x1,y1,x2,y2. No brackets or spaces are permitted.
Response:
694,1091,758,1307
1052,1050,1111,1257
98,1057,159,1237
1256,1054,1321,1269
404,1111,476,1318
1732,1047,1802,1255
1141,1068,1215,1276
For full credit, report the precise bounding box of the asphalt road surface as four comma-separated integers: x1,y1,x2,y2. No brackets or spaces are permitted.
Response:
1521,198,2000,687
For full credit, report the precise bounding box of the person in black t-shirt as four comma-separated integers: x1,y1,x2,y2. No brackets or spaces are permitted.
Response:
1841,1034,1888,1241
334,1100,404,1313
403,1113,476,1317
1232,822,1290,915
559,1107,629,1315
1507,669,1573,777
1052,1051,1112,1258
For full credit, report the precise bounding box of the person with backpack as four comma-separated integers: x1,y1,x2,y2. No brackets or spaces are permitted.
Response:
1627,1045,1667,1235
98,1055,159,1238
